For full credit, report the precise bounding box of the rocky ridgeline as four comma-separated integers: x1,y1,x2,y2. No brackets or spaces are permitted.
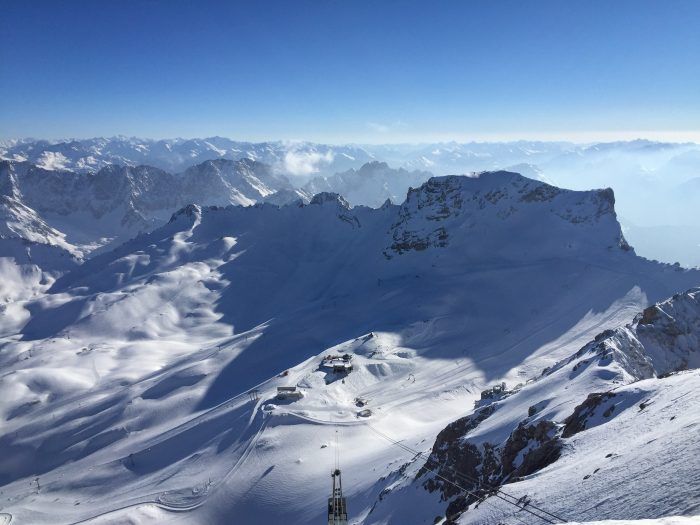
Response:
0,158,292,254
0,158,289,223
543,287,700,382
414,288,700,524
419,403,561,524
386,171,628,257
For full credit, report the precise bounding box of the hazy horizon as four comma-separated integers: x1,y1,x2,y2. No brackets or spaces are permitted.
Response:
4,134,700,147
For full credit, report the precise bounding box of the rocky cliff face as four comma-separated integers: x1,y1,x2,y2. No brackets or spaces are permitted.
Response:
0,194,75,253
417,395,563,524
180,158,291,207
385,171,630,259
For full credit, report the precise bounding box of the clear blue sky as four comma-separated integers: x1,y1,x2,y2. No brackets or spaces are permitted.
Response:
2,0,700,143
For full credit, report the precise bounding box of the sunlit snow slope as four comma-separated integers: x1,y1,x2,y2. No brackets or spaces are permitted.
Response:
0,172,698,524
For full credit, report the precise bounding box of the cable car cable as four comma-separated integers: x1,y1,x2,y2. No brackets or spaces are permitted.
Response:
366,424,565,524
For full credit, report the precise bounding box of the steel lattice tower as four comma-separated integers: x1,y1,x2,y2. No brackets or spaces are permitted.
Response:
327,468,348,525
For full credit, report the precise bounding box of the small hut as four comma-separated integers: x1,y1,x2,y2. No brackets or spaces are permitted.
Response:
277,386,303,400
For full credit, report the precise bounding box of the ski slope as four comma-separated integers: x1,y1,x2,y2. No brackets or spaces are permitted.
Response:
0,173,698,524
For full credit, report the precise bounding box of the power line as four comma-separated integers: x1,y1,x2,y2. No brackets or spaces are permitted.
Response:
366,424,566,524
372,424,565,523
367,424,559,524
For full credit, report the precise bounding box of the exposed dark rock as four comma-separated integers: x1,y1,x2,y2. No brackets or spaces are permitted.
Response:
500,420,561,480
562,392,617,438
309,192,350,208
419,405,497,498
520,185,561,203
418,407,561,523
639,305,661,325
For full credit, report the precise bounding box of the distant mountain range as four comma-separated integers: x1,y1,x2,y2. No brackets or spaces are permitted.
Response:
0,158,437,263
0,158,293,261
0,137,375,177
1,137,699,268
4,137,698,181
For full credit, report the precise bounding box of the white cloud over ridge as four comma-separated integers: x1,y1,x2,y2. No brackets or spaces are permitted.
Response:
283,149,335,176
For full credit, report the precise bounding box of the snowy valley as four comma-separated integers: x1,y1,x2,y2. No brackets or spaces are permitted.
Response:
0,164,699,524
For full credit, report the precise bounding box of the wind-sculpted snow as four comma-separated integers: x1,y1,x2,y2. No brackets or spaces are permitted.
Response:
0,172,699,524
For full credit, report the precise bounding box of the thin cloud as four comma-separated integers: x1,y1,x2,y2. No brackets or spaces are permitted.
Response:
366,121,408,134
283,149,335,176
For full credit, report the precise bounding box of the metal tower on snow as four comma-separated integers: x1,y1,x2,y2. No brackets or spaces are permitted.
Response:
327,425,348,525
327,467,348,525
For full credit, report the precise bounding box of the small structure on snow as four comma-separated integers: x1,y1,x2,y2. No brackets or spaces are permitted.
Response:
332,362,353,373
276,386,303,400
328,468,348,525
322,354,354,374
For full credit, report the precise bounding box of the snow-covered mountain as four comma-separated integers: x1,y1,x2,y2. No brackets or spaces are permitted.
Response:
262,187,313,206
371,288,700,524
6,137,699,266
5,137,697,185
0,172,698,524
303,160,434,207
0,164,83,298
366,141,576,174
0,137,375,177
0,158,435,264
0,158,292,256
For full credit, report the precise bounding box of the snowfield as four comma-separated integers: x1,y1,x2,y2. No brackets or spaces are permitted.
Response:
0,171,698,524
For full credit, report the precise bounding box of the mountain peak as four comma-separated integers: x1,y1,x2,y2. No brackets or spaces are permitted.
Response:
168,203,202,224
309,192,350,209
358,160,390,173
388,172,629,257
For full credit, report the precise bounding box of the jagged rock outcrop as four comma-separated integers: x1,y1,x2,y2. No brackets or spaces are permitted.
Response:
168,203,202,225
386,171,630,258
419,406,561,524
543,287,700,381
561,392,618,438
309,192,350,208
